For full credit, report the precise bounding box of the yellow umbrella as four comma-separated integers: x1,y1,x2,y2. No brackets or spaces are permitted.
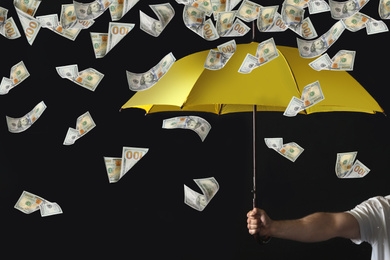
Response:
122,42,383,115
121,42,384,243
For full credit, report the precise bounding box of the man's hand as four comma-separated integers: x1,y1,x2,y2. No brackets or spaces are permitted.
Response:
247,208,273,238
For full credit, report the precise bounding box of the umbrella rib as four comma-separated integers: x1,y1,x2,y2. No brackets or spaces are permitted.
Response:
277,48,308,115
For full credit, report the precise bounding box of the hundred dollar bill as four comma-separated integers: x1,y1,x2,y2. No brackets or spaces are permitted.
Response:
309,53,332,71
281,3,304,27
285,0,310,8
277,142,304,162
301,81,325,109
56,64,79,79
330,50,356,71
14,0,41,16
140,3,175,37
223,18,250,37
236,0,262,22
73,0,113,21
103,157,122,183
184,177,219,211
308,0,330,14
51,24,81,41
120,147,149,181
341,12,369,32
162,116,211,142
0,6,8,26
109,0,140,21
216,11,235,36
63,111,96,145
91,22,134,58
183,6,219,41
264,12,288,32
297,20,345,58
40,201,63,217
127,52,176,91
36,14,59,29
366,19,388,35
343,159,370,178
210,0,227,17
264,137,283,150
238,53,259,74
379,0,390,19
191,0,213,17
15,6,41,45
204,40,236,70
1,17,21,39
283,96,304,116
6,101,46,133
329,0,369,19
0,61,30,94
74,68,104,91
0,77,13,95
289,17,318,39
256,37,279,66
257,5,278,32
14,191,45,214
60,4,95,30
335,151,358,178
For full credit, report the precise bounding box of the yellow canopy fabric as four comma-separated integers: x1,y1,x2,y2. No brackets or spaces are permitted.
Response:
122,42,383,115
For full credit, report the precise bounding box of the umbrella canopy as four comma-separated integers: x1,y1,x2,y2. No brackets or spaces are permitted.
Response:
122,42,383,115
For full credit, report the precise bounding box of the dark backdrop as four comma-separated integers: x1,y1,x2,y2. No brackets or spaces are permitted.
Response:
1,0,389,259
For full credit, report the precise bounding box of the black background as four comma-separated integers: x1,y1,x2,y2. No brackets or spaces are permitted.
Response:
1,0,389,259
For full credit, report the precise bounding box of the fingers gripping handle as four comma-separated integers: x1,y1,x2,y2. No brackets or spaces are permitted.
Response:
252,197,271,245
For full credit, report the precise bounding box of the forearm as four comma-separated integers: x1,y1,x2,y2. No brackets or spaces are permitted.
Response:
269,212,340,243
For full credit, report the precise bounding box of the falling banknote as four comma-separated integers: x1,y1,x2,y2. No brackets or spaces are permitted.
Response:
265,138,304,162
335,151,370,178
109,0,140,21
14,190,63,217
6,101,46,133
309,50,356,71
162,116,211,142
63,111,96,145
14,0,42,45
90,22,135,58
297,20,346,58
126,52,176,91
140,3,175,37
284,81,324,116
184,177,219,211
73,0,113,21
104,147,149,183
379,0,390,19
59,4,95,30
204,40,236,70
36,12,82,41
56,64,104,91
239,38,279,74
0,61,30,95
182,6,219,41
329,0,369,19
0,7,21,40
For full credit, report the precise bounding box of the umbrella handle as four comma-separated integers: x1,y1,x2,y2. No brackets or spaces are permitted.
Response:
252,198,272,245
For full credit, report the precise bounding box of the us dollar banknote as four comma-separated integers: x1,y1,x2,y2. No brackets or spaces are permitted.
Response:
6,101,46,133
264,137,283,150
14,191,62,217
60,4,95,29
309,50,356,71
342,159,370,178
56,64,104,91
297,20,345,58
73,0,113,21
239,38,279,73
284,81,324,116
0,61,30,95
379,0,390,19
91,22,135,58
335,151,358,178
0,15,21,40
182,6,219,41
14,1,42,45
184,177,219,211
127,52,176,91
329,0,370,19
140,3,175,37
109,0,140,21
277,142,304,162
63,111,96,145
236,0,262,22
204,40,236,70
162,116,211,142
308,0,330,14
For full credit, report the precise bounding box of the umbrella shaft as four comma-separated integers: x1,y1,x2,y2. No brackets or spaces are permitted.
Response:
252,104,257,208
